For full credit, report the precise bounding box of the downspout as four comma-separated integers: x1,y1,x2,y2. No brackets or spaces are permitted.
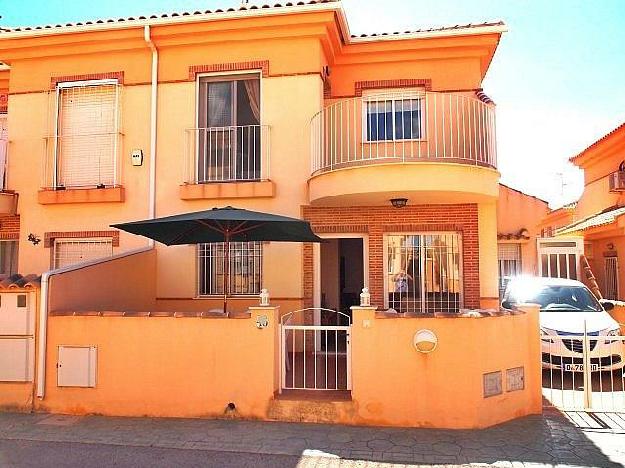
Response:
144,25,158,242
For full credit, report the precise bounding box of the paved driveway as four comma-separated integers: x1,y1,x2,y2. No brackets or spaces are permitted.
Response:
0,409,623,467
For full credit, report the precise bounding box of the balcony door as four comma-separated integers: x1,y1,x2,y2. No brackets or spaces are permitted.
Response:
197,74,261,182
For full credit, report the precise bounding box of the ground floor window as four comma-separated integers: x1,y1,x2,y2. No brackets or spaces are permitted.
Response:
498,243,522,296
0,240,18,276
386,233,462,314
53,238,113,269
198,242,262,296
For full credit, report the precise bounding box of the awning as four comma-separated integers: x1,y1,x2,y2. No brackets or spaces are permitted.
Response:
556,206,625,236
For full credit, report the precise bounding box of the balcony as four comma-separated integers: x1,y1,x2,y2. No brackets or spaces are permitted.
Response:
309,91,499,205
609,171,625,192
181,125,273,200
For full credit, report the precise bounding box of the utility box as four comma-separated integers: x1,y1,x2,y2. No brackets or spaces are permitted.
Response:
0,338,33,381
57,346,97,388
0,291,35,382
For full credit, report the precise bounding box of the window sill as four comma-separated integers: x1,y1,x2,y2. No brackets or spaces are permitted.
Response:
180,180,275,200
38,187,125,205
0,191,18,215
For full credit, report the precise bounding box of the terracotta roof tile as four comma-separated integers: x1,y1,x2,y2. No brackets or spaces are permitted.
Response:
0,1,339,33
0,273,41,290
497,228,530,241
350,21,505,39
556,205,625,235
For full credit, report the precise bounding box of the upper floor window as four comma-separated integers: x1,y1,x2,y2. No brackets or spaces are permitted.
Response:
365,93,424,142
197,241,262,296
52,237,113,269
53,80,120,189
196,74,262,183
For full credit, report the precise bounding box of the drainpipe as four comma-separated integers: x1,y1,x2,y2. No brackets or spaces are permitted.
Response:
35,272,51,399
144,25,158,244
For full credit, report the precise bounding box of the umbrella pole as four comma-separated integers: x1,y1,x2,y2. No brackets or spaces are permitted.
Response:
223,232,230,316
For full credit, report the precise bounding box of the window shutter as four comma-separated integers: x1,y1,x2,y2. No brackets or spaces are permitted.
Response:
57,84,117,188
498,243,521,261
53,238,113,269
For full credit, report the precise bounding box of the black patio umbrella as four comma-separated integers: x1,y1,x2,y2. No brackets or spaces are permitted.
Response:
111,207,322,314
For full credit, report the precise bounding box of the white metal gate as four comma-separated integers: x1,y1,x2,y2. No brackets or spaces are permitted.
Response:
537,237,584,280
542,332,625,412
280,308,351,392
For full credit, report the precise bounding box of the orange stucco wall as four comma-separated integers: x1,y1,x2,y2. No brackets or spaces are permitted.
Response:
497,185,549,275
48,249,157,314
34,304,540,429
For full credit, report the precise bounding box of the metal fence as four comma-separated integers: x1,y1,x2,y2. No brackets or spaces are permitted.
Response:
542,334,625,412
280,308,351,392
183,125,270,184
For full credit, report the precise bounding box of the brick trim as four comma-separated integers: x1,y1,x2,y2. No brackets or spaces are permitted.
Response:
355,78,432,96
0,215,19,241
189,60,269,80
302,205,479,310
0,90,7,113
50,72,124,89
44,230,120,248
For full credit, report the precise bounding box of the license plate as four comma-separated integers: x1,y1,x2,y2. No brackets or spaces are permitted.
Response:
564,363,599,372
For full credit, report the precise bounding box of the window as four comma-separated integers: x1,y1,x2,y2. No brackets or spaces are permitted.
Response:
198,242,262,296
196,74,261,182
498,243,522,296
386,233,461,314
365,95,423,142
0,240,18,276
54,80,119,188
53,238,113,269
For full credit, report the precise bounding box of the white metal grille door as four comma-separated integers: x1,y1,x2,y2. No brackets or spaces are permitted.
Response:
537,238,583,280
0,114,7,190
53,238,113,269
56,83,119,188
542,334,625,412
280,309,351,392
605,257,619,300
386,233,462,313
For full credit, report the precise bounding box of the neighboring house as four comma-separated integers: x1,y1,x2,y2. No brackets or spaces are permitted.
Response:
0,1,543,429
555,122,625,300
496,184,549,294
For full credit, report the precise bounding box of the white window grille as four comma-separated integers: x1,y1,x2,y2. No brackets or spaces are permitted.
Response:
198,242,262,296
0,240,18,276
498,243,522,296
51,80,120,189
53,238,113,269
386,233,462,314
364,92,424,142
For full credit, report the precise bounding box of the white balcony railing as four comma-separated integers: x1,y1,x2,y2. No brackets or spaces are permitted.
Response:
183,125,270,184
42,132,122,189
311,91,497,175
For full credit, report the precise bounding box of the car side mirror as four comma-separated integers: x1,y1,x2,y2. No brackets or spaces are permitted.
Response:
501,300,512,310
601,301,615,311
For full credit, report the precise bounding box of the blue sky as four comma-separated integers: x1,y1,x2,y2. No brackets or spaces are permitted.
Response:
2,0,624,207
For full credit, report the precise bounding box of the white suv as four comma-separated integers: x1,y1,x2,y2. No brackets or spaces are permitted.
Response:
502,277,624,372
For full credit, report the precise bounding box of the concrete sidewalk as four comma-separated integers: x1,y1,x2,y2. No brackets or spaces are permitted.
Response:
0,409,624,467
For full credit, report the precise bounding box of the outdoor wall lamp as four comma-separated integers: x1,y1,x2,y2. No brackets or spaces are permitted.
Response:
390,198,408,208
414,329,438,353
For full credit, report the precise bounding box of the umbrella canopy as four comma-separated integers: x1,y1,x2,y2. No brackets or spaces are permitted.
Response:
111,207,323,314
111,206,322,245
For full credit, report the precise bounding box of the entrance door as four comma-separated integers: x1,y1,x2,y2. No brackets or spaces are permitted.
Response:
537,238,584,280
319,238,365,326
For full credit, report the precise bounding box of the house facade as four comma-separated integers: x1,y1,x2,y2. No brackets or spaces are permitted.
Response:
554,122,625,301
0,1,543,428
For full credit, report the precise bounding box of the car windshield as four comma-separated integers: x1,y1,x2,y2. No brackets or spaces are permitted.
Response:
506,284,603,312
